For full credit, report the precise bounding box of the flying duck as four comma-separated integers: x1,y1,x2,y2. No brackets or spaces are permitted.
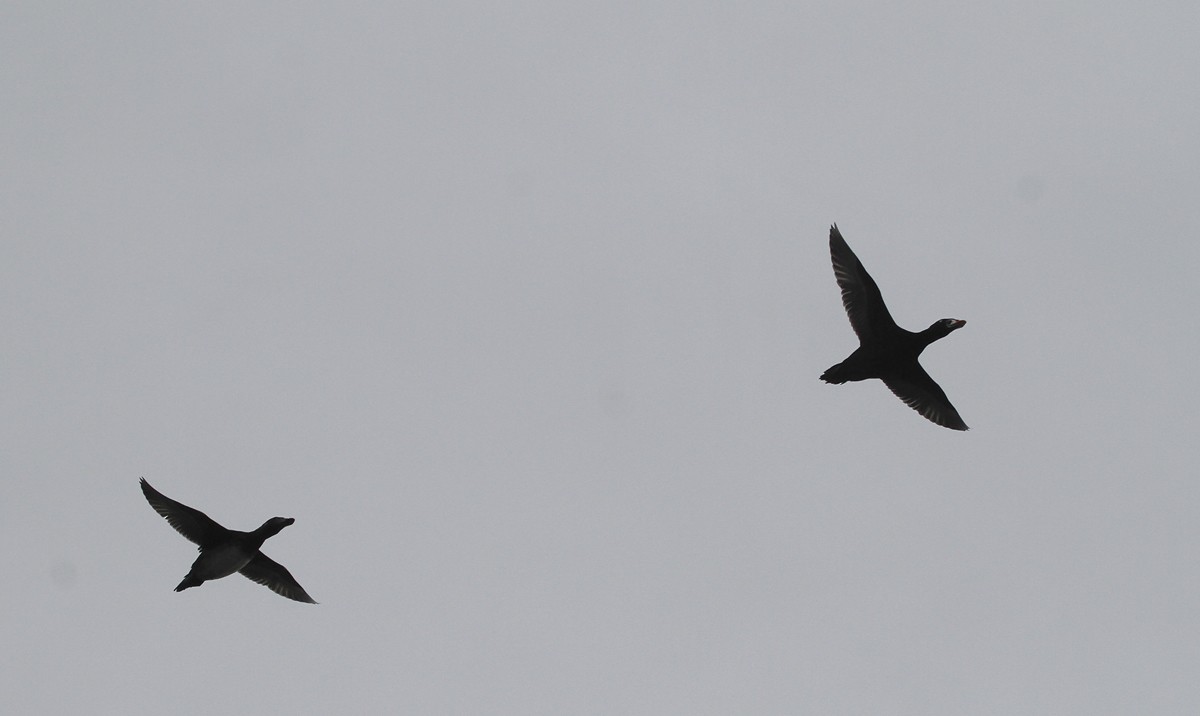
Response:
821,224,969,430
140,478,317,603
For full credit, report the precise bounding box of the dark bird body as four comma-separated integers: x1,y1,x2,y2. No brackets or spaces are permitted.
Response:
140,478,317,603
821,224,969,430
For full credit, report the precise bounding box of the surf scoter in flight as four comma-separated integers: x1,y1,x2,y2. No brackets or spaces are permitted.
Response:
821,224,969,430
140,478,317,603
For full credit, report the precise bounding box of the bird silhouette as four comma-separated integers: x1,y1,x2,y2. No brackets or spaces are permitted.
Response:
140,478,317,603
821,224,968,430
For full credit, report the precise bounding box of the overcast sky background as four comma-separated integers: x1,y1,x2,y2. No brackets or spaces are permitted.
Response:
4,2,1200,714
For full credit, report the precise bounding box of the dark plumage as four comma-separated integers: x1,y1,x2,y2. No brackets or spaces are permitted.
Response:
140,478,317,603
821,224,969,430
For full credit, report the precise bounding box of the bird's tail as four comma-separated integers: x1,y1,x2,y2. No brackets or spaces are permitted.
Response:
820,363,848,384
175,574,203,592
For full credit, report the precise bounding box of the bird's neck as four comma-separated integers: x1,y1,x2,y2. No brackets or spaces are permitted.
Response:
244,523,283,549
914,324,953,351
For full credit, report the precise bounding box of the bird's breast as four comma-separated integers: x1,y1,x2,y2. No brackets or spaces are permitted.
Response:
191,543,255,580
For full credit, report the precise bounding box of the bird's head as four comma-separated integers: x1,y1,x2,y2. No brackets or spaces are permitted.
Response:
259,517,296,537
930,318,966,337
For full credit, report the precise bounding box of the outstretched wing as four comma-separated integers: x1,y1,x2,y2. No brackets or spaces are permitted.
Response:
829,225,899,341
140,478,228,548
239,552,318,604
882,365,969,431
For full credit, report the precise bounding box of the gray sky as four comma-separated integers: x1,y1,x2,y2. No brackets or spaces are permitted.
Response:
4,2,1200,714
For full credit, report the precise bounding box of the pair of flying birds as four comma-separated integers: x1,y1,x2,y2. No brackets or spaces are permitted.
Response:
141,224,967,602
